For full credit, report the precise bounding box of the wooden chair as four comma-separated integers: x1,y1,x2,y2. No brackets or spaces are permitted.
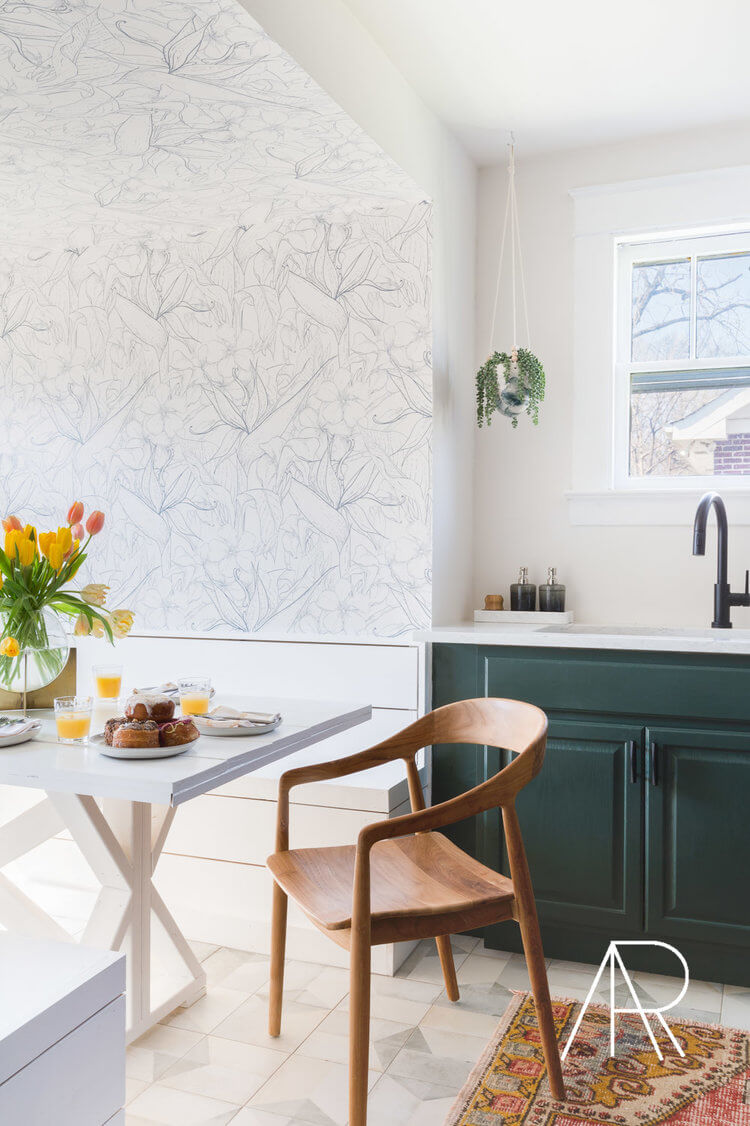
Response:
266,698,565,1125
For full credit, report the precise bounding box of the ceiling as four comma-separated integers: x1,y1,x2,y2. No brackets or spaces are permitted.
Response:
342,0,750,164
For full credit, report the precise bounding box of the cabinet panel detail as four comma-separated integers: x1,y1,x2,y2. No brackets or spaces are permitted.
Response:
647,728,750,944
509,719,643,933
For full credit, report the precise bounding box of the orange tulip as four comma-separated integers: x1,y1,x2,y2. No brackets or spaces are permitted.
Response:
2,515,22,533
71,522,84,541
86,510,105,535
0,637,19,658
67,501,84,525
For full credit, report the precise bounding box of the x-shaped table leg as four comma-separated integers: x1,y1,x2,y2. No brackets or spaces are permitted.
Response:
40,794,207,1042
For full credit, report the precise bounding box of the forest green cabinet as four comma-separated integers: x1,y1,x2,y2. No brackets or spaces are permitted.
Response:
645,725,750,949
432,643,750,985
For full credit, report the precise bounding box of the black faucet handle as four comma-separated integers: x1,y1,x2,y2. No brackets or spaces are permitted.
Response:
745,570,749,597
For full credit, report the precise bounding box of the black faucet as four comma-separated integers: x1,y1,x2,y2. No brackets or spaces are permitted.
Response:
692,491,750,628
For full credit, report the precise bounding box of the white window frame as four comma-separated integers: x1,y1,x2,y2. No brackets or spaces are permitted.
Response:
614,228,750,492
568,165,750,526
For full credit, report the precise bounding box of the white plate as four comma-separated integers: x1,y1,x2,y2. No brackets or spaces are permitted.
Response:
0,722,42,748
89,732,196,760
193,716,282,737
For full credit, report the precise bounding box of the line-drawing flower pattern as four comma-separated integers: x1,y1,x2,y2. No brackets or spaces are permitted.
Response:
0,0,432,637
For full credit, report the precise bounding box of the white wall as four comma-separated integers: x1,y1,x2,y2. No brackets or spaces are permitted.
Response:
475,122,750,627
241,0,477,626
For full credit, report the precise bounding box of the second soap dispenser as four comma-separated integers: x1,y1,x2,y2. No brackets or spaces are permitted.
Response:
539,567,566,612
510,566,536,611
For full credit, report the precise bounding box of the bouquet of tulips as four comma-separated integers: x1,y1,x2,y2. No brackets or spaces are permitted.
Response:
0,501,134,690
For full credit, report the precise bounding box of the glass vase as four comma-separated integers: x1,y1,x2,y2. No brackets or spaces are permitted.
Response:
0,608,71,693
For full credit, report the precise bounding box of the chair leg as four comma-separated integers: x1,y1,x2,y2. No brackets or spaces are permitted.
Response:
517,907,565,1101
435,935,460,1002
268,881,287,1037
349,929,371,1126
503,804,565,1101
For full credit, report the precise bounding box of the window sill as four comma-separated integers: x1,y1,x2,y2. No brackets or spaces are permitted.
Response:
566,489,750,526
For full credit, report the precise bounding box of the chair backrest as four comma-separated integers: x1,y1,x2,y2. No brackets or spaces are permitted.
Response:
369,697,548,815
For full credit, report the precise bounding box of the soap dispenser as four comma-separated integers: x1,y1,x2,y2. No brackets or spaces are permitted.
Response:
510,567,536,611
539,567,566,612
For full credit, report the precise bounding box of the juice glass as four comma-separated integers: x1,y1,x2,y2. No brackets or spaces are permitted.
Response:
55,696,93,743
178,677,211,716
93,664,123,701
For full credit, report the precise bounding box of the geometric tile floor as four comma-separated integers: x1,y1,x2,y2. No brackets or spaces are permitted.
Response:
126,936,750,1125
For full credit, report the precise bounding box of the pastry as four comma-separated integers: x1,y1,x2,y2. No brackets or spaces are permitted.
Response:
112,720,159,749
159,717,200,747
104,716,127,746
124,692,175,722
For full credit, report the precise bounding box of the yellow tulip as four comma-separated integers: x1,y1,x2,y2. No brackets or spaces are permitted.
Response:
48,542,64,572
22,524,36,541
56,526,72,554
73,614,91,637
38,531,55,558
0,637,20,658
17,538,36,567
80,583,109,607
110,609,134,639
4,529,21,559
91,618,106,639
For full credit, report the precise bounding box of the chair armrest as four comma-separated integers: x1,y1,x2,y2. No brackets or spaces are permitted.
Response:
357,789,477,850
272,732,424,852
278,726,428,795
357,758,531,851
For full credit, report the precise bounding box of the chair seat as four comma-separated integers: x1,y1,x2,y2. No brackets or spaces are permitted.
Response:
267,831,515,932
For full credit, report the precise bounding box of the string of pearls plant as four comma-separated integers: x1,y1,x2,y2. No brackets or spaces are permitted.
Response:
476,347,546,428
476,138,546,429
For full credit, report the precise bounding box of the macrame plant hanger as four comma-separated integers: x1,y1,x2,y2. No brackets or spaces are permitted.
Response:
476,135,546,428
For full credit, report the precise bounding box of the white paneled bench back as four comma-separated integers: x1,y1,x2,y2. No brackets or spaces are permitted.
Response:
36,633,427,974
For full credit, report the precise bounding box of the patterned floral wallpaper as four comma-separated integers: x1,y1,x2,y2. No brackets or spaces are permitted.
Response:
0,0,432,637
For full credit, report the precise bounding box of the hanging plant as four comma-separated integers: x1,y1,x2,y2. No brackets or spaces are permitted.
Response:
477,139,547,429
477,347,545,428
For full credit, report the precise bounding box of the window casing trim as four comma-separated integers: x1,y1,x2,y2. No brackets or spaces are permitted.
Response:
569,166,750,524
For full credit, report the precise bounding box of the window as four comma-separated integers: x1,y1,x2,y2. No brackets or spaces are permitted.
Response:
616,231,750,486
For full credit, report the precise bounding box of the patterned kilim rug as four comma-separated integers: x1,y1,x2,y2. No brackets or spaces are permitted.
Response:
445,992,750,1125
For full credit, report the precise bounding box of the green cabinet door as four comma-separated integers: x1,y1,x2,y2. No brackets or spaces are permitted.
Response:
645,725,750,951
500,718,644,935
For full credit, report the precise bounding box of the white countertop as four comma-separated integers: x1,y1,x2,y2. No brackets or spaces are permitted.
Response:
0,696,371,806
414,623,750,655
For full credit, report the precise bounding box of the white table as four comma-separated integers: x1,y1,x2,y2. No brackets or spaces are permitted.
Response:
0,696,370,1041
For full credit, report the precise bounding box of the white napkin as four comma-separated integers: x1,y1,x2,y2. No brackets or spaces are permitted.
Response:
135,683,215,700
0,716,42,737
193,706,281,729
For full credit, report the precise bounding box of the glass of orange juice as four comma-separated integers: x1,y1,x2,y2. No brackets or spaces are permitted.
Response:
93,664,123,701
178,677,211,716
54,696,93,743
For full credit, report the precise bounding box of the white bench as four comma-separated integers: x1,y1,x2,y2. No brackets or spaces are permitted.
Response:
0,934,125,1125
